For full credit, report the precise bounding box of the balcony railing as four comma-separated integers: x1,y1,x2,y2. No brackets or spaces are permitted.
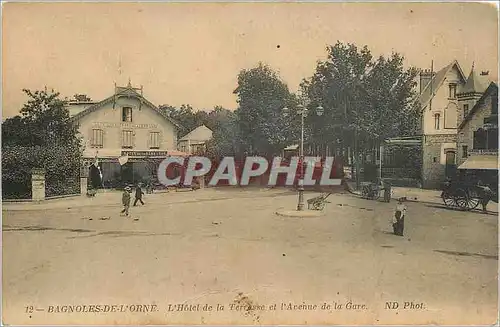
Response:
469,149,498,155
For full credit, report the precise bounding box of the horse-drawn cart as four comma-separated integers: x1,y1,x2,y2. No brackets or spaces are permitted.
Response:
361,182,381,200
441,180,482,211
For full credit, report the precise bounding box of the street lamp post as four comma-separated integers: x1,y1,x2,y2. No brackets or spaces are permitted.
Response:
283,104,324,211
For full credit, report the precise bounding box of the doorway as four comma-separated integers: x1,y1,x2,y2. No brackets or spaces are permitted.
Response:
120,162,134,185
445,150,457,179
89,165,102,189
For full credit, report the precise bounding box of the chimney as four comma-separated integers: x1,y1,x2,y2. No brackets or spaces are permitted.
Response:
419,69,435,94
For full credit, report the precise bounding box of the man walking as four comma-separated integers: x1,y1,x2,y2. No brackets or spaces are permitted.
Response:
477,180,494,213
133,183,145,206
121,186,131,216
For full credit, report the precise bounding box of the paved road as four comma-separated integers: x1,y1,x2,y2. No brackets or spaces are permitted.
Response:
2,189,498,325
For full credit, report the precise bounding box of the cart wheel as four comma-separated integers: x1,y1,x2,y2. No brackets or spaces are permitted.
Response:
466,189,481,210
361,186,369,198
467,197,480,210
454,188,469,210
442,191,455,207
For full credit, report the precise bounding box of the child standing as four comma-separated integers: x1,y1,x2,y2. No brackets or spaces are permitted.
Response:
121,186,131,216
392,198,407,236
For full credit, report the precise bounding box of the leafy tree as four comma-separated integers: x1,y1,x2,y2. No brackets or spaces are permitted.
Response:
203,106,241,158
2,88,82,198
3,88,80,147
302,41,421,159
73,94,92,102
234,63,296,156
159,104,209,138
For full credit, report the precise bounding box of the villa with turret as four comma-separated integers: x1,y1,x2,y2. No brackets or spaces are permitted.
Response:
418,60,494,188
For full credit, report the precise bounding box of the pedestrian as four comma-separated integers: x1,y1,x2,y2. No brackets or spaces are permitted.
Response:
477,180,493,213
133,183,145,206
392,198,407,236
383,179,391,203
121,186,131,216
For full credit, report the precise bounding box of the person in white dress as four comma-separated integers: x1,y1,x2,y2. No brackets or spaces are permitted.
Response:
392,198,407,236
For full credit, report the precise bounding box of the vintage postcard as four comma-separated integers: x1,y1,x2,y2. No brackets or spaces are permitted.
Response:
2,1,498,325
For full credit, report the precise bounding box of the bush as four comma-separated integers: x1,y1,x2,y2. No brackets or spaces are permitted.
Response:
2,144,81,199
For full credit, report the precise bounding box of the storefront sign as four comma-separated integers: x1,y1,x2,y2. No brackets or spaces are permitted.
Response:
92,122,158,129
122,151,168,157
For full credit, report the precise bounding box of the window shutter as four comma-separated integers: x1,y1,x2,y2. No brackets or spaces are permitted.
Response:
120,130,125,148
101,129,106,148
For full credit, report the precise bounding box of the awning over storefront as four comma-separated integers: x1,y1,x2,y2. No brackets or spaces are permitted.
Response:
458,155,499,170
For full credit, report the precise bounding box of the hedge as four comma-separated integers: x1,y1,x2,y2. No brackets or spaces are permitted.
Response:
2,145,81,199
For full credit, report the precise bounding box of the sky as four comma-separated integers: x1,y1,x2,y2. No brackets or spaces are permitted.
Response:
2,2,498,117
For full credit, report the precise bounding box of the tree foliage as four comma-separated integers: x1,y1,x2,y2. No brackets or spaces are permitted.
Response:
159,104,209,138
302,41,421,154
234,63,297,156
73,94,92,102
3,89,80,147
159,104,242,157
2,89,82,198
203,107,240,158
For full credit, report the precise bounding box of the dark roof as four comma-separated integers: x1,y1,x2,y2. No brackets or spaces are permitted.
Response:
460,68,489,94
419,60,466,110
69,86,184,130
458,82,498,130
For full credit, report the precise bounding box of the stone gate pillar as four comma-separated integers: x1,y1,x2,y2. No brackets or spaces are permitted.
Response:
80,163,89,195
31,168,45,201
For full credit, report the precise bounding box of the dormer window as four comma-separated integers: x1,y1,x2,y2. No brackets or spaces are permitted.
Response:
122,107,132,122
449,84,457,99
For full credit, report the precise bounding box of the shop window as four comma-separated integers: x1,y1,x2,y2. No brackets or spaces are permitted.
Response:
122,107,132,122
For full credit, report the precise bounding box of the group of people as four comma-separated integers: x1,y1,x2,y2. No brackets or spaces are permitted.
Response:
120,184,145,216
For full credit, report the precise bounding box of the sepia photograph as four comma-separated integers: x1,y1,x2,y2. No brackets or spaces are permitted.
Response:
1,1,499,325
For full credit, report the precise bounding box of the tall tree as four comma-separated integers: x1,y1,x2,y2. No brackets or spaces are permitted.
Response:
302,41,420,157
158,104,209,138
234,62,296,156
2,88,83,198
203,106,241,158
3,88,80,147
